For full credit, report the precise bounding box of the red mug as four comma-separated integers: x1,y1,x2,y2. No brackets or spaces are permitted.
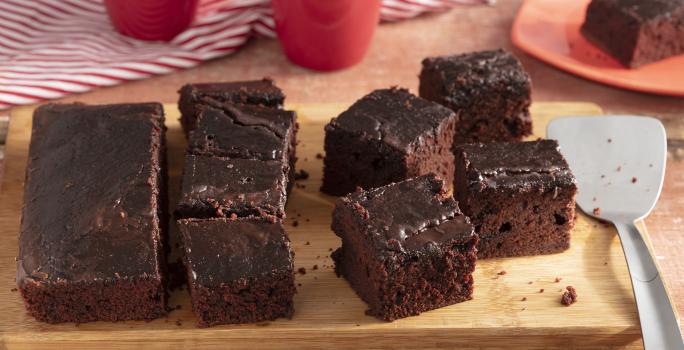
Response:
104,0,198,42
271,0,381,71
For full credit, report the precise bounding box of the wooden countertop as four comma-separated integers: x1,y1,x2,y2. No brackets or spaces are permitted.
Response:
1,0,683,336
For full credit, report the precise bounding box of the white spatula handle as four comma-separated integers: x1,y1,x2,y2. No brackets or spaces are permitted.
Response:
614,221,684,349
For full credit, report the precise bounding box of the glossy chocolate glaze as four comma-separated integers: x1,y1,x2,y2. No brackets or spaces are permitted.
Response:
178,218,293,286
455,140,576,192
188,104,296,161
326,88,456,151
18,103,165,284
421,49,531,109
338,174,474,253
177,155,288,219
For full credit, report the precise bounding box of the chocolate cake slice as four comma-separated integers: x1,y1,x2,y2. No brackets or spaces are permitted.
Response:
176,155,288,220
178,218,295,327
332,174,478,321
322,88,458,196
582,0,684,68
17,103,168,323
178,78,285,135
419,49,533,145
454,140,577,259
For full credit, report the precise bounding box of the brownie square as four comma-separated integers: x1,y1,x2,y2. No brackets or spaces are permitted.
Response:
177,218,295,327
178,78,285,135
321,88,458,196
582,0,684,68
17,103,168,323
176,155,288,220
331,174,478,321
419,49,533,145
453,140,577,259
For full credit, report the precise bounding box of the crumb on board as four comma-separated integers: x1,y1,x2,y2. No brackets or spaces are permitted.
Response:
329,248,333,252
561,286,578,306
315,153,324,159
175,320,182,327
313,264,319,270
521,297,527,301
555,277,562,283
497,270,507,276
292,220,299,227
298,267,307,275
632,177,638,183
601,174,605,178
592,197,597,202
593,207,601,216
539,288,545,293
305,241,310,245
294,169,310,180
607,138,612,143
528,281,533,285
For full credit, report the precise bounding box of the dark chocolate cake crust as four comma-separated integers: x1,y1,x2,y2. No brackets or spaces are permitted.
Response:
581,0,684,68
332,174,478,321
454,140,577,259
322,88,457,196
18,103,168,323
419,49,533,145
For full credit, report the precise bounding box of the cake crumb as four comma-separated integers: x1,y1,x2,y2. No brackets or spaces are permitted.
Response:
561,286,577,306
315,153,324,159
329,248,333,252
10,288,17,292
298,267,307,275
313,264,319,270
593,207,601,216
607,138,612,143
497,270,507,276
528,281,533,285
297,283,302,287
305,241,310,245
175,320,182,327
631,177,638,183
539,288,545,293
521,297,527,301
555,277,562,283
294,169,310,180
292,220,299,227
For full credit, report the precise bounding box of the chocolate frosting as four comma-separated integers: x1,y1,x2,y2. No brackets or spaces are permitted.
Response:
340,174,474,253
178,218,293,286
178,155,287,218
188,104,295,161
327,88,456,151
456,140,576,192
18,103,165,284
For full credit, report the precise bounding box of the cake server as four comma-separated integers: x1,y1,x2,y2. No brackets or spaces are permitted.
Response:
548,116,683,349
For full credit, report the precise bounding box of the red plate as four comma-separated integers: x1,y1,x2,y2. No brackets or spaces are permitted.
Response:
512,0,684,96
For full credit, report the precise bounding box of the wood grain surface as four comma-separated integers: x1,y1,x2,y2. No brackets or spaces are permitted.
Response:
0,102,660,349
1,0,683,345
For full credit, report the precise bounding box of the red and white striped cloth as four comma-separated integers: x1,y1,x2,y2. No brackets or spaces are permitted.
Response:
0,0,492,110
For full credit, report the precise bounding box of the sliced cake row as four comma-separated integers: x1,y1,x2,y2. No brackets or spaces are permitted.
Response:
175,80,298,327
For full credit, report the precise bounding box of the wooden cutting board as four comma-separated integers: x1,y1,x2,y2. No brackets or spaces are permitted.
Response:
0,102,661,349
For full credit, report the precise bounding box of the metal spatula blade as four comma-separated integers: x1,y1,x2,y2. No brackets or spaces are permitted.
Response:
548,116,683,349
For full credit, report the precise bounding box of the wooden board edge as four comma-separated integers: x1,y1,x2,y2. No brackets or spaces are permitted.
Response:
1,325,642,350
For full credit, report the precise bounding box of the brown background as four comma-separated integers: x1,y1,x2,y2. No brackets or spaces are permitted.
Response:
1,0,683,333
